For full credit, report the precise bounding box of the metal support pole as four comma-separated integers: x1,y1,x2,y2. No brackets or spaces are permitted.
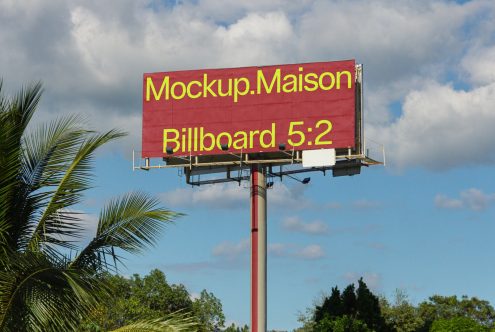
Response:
250,164,267,332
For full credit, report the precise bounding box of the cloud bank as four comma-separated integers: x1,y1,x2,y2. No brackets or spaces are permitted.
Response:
435,188,495,211
1,0,494,170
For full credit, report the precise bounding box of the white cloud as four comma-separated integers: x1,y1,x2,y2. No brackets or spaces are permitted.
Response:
435,188,495,211
434,194,463,209
212,238,250,260
268,243,325,260
296,244,325,260
281,216,328,235
167,238,323,272
161,185,383,213
297,0,475,85
371,80,495,170
213,11,294,67
462,45,495,86
191,0,311,23
213,239,325,261
1,0,495,170
161,181,310,210
161,183,246,209
460,188,495,211
269,182,312,209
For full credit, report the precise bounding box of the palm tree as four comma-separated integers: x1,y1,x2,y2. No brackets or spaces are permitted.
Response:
0,81,196,331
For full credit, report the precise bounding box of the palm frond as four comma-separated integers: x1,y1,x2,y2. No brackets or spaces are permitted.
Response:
0,251,107,332
0,82,43,250
27,129,126,251
109,312,198,332
70,192,181,271
11,81,43,130
11,115,88,250
22,115,89,189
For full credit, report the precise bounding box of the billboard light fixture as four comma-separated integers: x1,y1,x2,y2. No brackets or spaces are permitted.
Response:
278,143,286,151
221,144,229,151
266,181,274,188
285,173,311,185
166,146,174,155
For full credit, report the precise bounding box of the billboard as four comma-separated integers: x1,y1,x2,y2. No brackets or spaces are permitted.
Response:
142,60,356,158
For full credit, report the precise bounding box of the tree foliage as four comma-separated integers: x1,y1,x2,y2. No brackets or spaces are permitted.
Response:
81,269,226,331
300,279,495,332
312,278,392,332
418,295,495,330
430,317,490,332
223,323,249,332
314,315,372,332
193,289,226,331
0,81,191,331
380,290,424,332
381,292,495,332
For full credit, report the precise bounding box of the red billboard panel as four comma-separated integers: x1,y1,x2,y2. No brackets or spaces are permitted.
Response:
142,60,356,158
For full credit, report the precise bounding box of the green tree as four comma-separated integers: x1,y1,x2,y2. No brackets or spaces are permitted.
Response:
295,306,317,332
418,295,495,330
135,269,193,314
342,284,357,317
311,279,392,331
193,289,226,331
314,315,371,332
380,289,424,332
81,269,228,331
0,81,194,331
223,323,249,332
355,278,390,332
430,317,489,332
315,287,343,322
83,270,198,330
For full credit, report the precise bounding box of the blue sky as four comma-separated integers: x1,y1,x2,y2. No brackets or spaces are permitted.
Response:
87,155,495,329
1,0,495,330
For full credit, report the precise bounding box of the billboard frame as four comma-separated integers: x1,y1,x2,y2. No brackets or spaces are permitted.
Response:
133,64,384,185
